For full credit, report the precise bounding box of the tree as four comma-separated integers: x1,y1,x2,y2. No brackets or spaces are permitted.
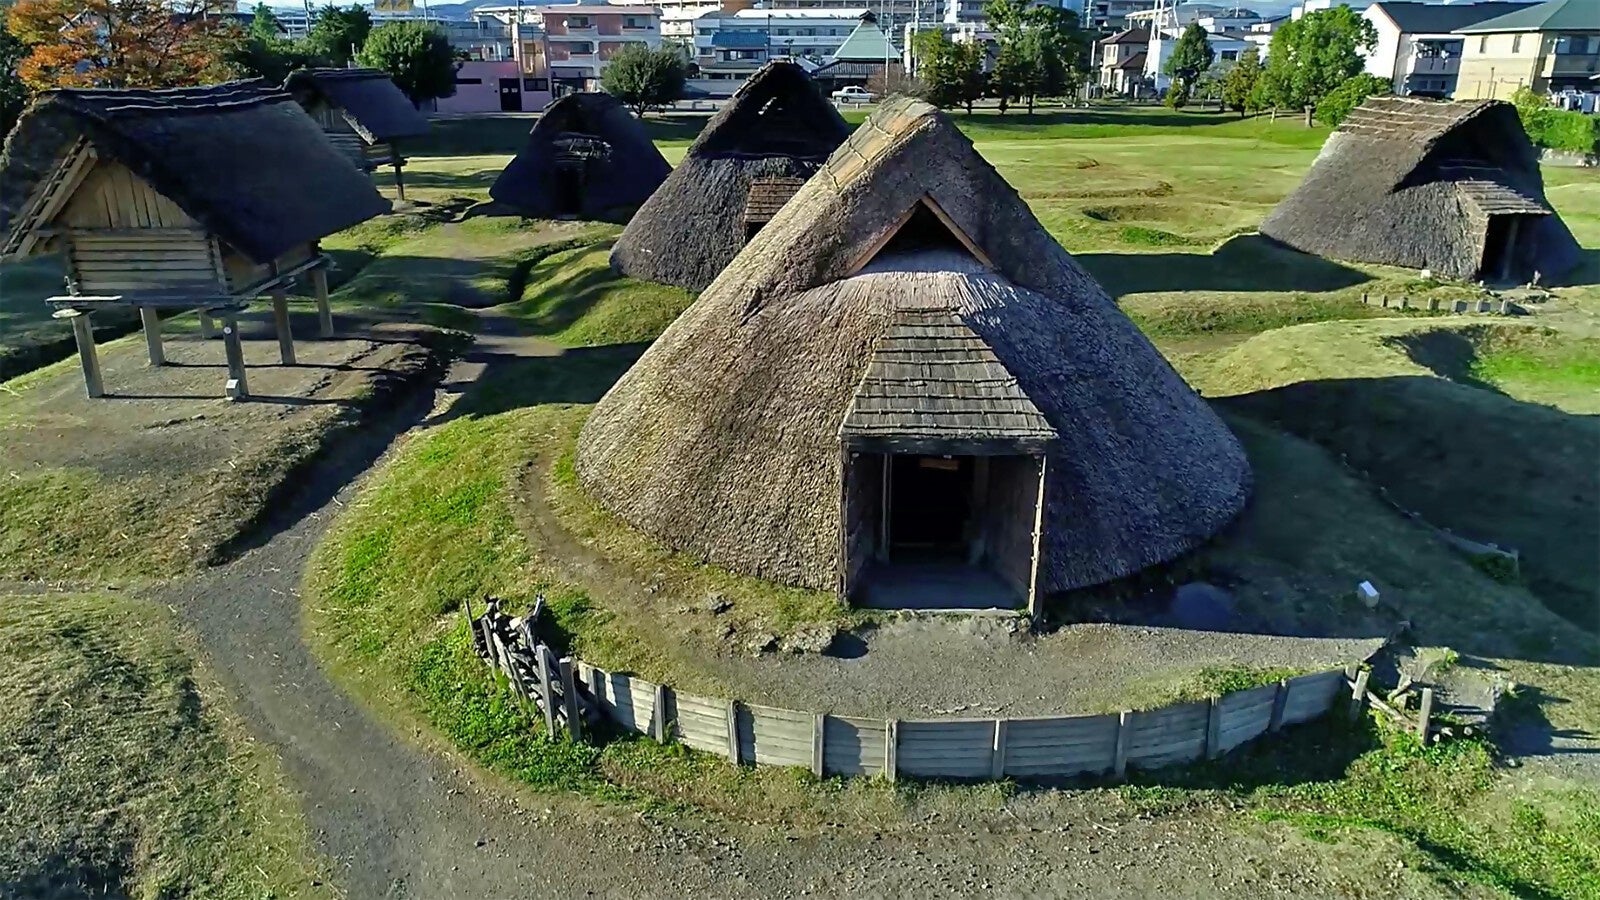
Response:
357,21,455,107
7,0,236,90
600,43,685,117
1313,72,1388,126
1221,45,1260,116
1256,6,1376,113
1163,23,1213,101
306,4,370,67
915,30,985,113
1,8,27,138
983,0,1086,114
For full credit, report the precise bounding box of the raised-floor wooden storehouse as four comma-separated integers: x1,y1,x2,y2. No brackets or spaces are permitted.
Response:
0,81,390,398
610,61,851,292
489,92,671,220
1260,97,1581,284
578,99,1252,615
284,68,432,202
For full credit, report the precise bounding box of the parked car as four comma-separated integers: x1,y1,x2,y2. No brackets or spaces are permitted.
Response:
831,86,877,104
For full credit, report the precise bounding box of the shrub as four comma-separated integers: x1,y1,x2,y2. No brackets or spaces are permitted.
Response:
1510,87,1600,155
1163,83,1188,109
1314,73,1389,127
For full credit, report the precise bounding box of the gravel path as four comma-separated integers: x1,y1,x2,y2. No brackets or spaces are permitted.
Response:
141,310,1454,898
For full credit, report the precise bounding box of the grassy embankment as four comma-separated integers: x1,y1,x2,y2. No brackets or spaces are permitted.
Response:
0,593,335,899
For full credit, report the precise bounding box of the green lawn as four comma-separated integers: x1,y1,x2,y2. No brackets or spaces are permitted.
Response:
0,593,335,898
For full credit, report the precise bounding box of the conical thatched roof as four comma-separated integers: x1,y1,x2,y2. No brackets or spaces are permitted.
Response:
283,68,431,143
489,92,671,220
609,61,850,291
577,98,1251,598
1260,97,1580,283
0,81,389,262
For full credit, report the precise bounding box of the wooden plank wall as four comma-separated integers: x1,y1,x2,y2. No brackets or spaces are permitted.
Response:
67,230,222,295
58,160,195,230
569,667,1348,782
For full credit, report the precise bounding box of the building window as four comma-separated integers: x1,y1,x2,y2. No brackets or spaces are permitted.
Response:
1511,33,1522,53
1555,34,1592,55
1220,49,1238,61
455,76,484,84
523,77,549,90
1478,35,1488,53
567,41,595,53
623,16,649,28
566,15,591,28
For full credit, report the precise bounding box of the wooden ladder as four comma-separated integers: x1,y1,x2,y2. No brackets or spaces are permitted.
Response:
5,140,96,257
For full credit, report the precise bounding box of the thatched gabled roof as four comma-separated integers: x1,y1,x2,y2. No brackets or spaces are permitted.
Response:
489,92,671,220
577,97,1252,597
1260,97,1581,282
610,61,851,291
283,68,431,143
0,81,390,262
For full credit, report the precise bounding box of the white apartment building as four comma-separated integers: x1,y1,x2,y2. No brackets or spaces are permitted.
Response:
695,7,869,66
1361,1,1539,97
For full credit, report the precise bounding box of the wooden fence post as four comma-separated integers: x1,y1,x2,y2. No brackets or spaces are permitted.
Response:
726,700,742,764
1268,680,1290,732
559,657,581,740
1113,710,1131,778
1417,687,1434,742
1348,669,1371,721
884,719,898,782
653,683,668,742
1205,697,1222,760
536,644,557,736
812,713,826,778
991,719,1009,779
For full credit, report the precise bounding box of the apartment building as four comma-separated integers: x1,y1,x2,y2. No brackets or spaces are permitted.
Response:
1361,2,1536,97
694,7,870,76
1454,0,1600,99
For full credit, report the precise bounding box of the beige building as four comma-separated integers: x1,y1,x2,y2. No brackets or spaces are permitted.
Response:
1097,26,1149,97
1453,0,1600,100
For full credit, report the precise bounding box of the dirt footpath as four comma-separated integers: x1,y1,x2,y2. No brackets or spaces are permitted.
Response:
138,311,1470,899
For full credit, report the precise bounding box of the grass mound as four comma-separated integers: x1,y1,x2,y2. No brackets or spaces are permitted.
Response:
506,242,695,347
0,593,332,899
1202,320,1600,631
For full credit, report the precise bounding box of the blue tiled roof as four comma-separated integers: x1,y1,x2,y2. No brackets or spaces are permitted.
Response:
711,30,769,49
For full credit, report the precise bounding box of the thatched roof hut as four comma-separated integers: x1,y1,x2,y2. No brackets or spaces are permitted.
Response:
284,67,431,200
577,98,1251,613
489,92,671,220
1260,97,1581,283
609,61,850,292
0,81,389,398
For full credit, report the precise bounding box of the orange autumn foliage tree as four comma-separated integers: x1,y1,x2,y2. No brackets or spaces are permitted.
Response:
8,0,237,90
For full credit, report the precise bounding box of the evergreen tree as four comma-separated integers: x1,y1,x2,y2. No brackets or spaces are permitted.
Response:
1163,23,1213,101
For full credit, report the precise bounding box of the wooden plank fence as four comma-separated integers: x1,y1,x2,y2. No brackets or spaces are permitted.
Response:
467,601,1354,781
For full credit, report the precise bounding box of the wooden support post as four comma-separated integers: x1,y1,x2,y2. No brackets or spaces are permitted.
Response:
558,657,581,740
311,265,333,338
1113,710,1131,778
391,147,407,202
884,719,898,781
1205,697,1222,760
61,310,104,398
812,713,826,778
991,719,1009,779
652,683,668,742
1417,687,1434,742
1349,669,1371,721
139,307,164,366
198,310,216,339
535,645,556,736
270,288,295,366
726,700,742,764
1268,679,1290,732
221,314,249,399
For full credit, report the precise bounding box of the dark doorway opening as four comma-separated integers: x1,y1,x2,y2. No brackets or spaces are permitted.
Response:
1480,214,1531,283
498,78,523,112
888,454,972,561
879,202,980,261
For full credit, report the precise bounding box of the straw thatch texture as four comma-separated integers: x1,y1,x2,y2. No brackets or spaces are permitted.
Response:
1260,97,1581,282
610,61,850,291
283,68,431,143
489,92,671,220
0,81,389,262
577,97,1251,596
